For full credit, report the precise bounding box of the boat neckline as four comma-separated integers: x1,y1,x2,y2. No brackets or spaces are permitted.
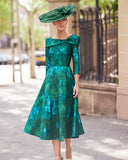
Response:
50,34,74,40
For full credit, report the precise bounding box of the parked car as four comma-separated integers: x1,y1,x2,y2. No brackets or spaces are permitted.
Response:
0,53,29,65
14,53,29,64
34,51,46,66
4,54,12,64
0,54,8,64
14,56,19,64
0,55,4,64
21,53,29,63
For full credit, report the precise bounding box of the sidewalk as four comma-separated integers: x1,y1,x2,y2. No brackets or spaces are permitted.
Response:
0,75,128,160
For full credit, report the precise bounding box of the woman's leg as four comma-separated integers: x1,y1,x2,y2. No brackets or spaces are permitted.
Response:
64,138,72,159
52,140,62,160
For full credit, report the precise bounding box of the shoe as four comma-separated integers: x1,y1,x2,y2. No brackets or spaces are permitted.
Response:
65,146,72,160
55,156,63,160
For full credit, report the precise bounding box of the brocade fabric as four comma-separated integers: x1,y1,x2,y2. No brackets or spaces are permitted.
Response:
24,34,85,142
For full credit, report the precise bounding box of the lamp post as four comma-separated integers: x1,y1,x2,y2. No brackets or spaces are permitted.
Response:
96,0,101,83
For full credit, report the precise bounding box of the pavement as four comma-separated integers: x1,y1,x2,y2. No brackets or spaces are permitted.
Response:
0,64,128,160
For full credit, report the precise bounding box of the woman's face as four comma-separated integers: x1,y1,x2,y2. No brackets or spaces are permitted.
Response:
52,18,68,31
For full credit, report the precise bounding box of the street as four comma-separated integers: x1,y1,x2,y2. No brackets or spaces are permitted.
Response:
0,64,128,160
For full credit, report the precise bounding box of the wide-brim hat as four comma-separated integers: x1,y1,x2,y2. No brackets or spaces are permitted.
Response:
39,3,76,23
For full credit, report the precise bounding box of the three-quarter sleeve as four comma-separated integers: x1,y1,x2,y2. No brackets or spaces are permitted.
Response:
72,36,80,75
45,38,51,76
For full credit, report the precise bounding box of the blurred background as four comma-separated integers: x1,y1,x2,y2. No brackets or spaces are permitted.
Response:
0,0,118,84
1,1,128,160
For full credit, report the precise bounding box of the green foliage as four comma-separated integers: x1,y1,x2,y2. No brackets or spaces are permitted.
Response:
19,0,49,50
0,0,11,36
20,18,49,50
80,0,118,11
20,19,29,46
111,0,118,11
33,24,48,50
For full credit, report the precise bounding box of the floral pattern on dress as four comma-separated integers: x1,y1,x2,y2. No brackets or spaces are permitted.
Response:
24,34,85,142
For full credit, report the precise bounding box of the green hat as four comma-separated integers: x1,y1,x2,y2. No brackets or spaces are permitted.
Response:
39,3,76,23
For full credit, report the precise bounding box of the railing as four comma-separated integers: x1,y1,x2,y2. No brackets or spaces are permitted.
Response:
73,6,118,84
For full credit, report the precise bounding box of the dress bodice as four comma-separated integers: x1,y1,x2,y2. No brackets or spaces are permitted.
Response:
45,34,80,75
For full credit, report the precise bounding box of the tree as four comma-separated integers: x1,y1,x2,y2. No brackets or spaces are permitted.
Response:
20,18,48,51
19,0,48,78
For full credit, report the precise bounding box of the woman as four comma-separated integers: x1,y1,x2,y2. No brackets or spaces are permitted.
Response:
24,3,85,160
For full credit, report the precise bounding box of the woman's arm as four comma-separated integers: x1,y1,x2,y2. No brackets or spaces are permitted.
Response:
72,36,80,98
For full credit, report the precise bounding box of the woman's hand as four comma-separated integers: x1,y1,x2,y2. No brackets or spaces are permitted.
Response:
73,84,80,98
73,74,80,98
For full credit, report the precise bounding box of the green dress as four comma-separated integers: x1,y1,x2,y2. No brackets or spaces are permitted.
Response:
24,34,85,142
